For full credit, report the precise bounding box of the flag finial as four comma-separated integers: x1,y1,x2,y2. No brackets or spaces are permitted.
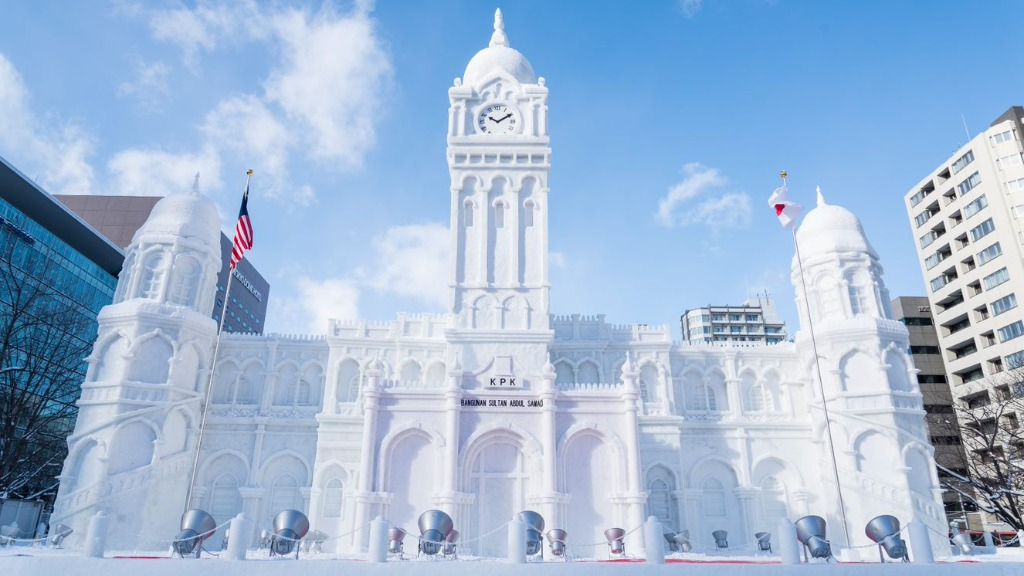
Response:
780,170,788,183
816,186,826,207
490,8,509,47
246,169,254,177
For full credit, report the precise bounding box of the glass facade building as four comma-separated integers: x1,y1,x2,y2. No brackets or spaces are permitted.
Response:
0,156,121,501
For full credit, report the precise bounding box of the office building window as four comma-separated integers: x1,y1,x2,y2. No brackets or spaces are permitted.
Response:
1005,177,1024,192
951,150,975,174
992,129,1017,145
969,218,996,242
996,152,1023,169
997,321,1024,343
957,172,981,196
977,242,1002,266
984,267,1010,290
1006,350,1024,370
963,195,988,219
991,294,1018,316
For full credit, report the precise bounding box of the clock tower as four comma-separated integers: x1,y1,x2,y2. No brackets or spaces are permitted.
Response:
447,9,551,342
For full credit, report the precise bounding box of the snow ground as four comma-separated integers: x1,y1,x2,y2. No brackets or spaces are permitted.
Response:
0,547,1020,576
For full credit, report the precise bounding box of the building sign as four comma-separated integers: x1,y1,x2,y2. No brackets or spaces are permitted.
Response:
487,355,519,389
232,268,263,302
461,397,544,409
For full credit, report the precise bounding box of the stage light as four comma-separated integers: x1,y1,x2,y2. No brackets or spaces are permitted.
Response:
546,529,568,558
755,531,772,553
443,529,460,558
172,509,217,558
672,530,692,553
712,529,729,549
48,524,73,548
258,528,271,550
388,527,407,557
864,515,908,562
269,509,310,558
417,509,454,556
604,527,626,557
794,515,832,561
517,511,545,557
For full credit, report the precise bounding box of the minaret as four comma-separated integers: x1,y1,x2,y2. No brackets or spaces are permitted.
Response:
791,190,947,557
447,8,552,335
51,184,223,549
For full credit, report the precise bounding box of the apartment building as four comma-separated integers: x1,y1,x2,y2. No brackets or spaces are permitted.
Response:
680,294,788,344
906,106,1024,393
890,296,977,527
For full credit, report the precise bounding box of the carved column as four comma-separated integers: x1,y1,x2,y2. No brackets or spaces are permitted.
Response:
619,355,647,550
353,358,383,551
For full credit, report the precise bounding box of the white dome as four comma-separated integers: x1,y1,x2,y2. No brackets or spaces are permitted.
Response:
795,192,877,259
134,189,221,249
463,8,536,87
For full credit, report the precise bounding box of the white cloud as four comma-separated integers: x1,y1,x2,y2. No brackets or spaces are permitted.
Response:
116,60,170,109
147,1,265,67
363,223,450,308
107,145,222,197
202,95,293,187
549,252,567,269
268,275,361,335
0,54,96,195
680,0,703,18
265,6,392,168
656,162,751,231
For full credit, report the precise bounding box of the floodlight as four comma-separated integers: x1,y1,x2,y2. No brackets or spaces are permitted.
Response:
173,509,217,558
663,532,678,552
951,532,973,555
672,530,692,553
221,526,230,551
517,511,545,557
443,529,460,558
417,509,453,556
269,509,310,558
712,529,729,549
546,529,568,558
865,515,908,562
604,527,626,557
754,531,772,553
49,524,73,548
388,527,407,557
258,528,271,549
794,515,832,561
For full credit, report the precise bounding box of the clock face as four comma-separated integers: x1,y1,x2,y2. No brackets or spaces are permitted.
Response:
477,103,520,134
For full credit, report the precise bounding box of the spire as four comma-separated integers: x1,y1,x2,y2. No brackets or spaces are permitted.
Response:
489,8,509,47
190,172,201,195
816,185,826,207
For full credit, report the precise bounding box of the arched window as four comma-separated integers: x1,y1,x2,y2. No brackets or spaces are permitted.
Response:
115,254,135,302
297,381,311,405
577,361,600,385
169,258,200,306
690,384,717,411
523,199,535,227
337,360,361,402
702,478,726,517
323,478,344,518
464,199,475,227
140,254,165,300
640,365,659,403
554,362,574,387
748,383,768,412
847,272,870,316
494,201,505,228
761,476,788,518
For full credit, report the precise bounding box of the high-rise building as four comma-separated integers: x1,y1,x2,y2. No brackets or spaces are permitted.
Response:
681,295,788,344
54,194,270,334
904,106,1024,396
0,156,121,500
890,296,976,527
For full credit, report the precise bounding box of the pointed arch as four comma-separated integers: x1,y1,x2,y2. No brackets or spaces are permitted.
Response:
128,331,175,384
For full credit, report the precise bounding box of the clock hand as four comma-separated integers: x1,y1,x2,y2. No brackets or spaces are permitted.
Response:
488,115,500,123
496,113,513,123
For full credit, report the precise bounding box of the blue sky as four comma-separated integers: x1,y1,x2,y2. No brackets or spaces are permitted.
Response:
2,0,1023,337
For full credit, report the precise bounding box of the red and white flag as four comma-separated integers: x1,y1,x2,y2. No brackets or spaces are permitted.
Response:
230,177,253,269
768,185,803,229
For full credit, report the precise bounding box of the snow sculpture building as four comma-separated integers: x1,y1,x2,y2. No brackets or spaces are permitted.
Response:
53,10,946,558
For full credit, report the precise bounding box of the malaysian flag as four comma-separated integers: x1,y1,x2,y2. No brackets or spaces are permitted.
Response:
230,171,254,269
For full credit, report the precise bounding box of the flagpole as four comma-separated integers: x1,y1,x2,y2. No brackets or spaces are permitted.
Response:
784,171,853,549
184,169,252,512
